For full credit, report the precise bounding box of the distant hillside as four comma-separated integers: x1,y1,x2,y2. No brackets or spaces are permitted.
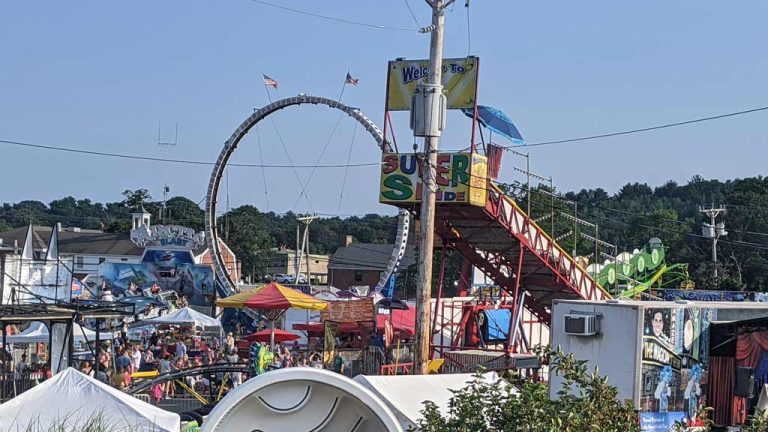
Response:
2,175,767,291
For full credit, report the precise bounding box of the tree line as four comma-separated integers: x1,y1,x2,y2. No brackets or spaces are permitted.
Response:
2,175,767,291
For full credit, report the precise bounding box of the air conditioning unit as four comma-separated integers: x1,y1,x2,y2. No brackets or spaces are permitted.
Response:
564,313,599,336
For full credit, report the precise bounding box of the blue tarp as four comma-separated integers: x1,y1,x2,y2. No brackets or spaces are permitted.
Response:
482,309,511,342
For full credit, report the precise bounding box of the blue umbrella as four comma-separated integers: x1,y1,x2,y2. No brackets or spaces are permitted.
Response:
462,105,525,146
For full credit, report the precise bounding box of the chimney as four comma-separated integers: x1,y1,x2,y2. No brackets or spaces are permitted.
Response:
341,235,354,247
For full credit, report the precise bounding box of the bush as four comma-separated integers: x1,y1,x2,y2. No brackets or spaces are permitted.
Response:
414,347,640,432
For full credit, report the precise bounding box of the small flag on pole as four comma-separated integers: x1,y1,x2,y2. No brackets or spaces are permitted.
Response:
262,74,278,89
345,72,359,86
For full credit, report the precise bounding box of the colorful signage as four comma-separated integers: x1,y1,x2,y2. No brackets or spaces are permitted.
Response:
379,152,487,206
639,412,686,432
386,57,479,111
130,224,205,249
98,249,214,307
640,306,714,427
321,297,375,323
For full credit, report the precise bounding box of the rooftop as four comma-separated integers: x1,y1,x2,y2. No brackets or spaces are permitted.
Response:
0,225,143,256
329,243,416,271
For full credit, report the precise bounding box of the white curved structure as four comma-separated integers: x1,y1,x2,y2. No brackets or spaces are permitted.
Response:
202,368,403,432
205,94,410,295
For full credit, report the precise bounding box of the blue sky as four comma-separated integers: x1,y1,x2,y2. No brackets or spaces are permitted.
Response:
1,1,767,217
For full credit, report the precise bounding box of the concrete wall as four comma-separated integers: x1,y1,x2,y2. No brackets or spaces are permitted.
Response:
550,301,642,405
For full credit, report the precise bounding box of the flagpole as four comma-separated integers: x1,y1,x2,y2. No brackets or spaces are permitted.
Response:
263,83,273,103
338,82,347,103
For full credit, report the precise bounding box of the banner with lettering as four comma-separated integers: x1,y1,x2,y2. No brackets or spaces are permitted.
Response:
386,57,479,111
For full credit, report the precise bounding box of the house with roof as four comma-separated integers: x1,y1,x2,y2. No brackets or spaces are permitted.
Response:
328,236,416,293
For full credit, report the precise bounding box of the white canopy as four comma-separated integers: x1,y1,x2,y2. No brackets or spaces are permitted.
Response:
353,372,509,430
146,307,221,329
5,321,115,344
0,367,179,432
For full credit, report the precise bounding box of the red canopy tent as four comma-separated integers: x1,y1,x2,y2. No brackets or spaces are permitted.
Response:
243,328,300,344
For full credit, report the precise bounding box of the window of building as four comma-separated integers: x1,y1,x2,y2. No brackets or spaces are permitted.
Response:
121,258,128,262
98,257,106,264
354,270,364,282
76,256,84,268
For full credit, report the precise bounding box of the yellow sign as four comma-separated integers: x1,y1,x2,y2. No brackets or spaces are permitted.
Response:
386,57,479,111
380,152,487,206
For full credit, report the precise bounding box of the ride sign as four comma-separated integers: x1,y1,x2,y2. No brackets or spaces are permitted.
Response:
379,152,487,206
130,224,205,249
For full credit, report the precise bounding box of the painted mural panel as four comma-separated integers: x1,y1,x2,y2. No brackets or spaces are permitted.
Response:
640,306,715,430
98,250,213,307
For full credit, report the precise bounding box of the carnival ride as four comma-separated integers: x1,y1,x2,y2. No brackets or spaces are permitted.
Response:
204,95,410,299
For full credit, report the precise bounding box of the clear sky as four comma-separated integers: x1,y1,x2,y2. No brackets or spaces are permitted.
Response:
2,1,767,218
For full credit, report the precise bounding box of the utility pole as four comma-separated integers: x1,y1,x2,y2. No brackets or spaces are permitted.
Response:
699,204,727,279
413,0,450,375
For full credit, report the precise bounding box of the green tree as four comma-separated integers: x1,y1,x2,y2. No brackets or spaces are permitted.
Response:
415,347,640,432
121,189,152,208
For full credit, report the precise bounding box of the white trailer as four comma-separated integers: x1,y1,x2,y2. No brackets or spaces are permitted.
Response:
550,299,768,430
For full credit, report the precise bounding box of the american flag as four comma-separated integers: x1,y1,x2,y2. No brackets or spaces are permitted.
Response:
345,72,359,86
262,74,278,89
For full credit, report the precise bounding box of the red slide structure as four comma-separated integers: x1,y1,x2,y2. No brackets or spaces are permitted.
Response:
429,182,612,353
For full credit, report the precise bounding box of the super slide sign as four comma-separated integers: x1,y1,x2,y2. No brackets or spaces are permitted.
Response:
379,152,487,206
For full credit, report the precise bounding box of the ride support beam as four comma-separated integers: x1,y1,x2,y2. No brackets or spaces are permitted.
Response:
430,244,449,359
507,242,525,353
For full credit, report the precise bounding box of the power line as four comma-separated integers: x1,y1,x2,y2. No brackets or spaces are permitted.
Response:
0,138,380,168
402,0,422,28
520,105,768,148
501,181,768,242
249,0,419,32
464,0,471,56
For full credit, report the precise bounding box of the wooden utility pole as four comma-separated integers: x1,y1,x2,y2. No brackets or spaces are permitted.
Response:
414,0,448,375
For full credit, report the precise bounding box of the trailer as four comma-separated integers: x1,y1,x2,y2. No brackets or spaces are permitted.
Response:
551,299,768,431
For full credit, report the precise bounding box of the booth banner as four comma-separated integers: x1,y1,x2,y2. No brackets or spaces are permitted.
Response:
321,297,374,323
323,321,339,368
640,306,715,426
639,412,686,432
386,57,478,111
380,153,487,206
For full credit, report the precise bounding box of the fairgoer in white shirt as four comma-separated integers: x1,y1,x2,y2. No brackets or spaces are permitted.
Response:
131,345,142,371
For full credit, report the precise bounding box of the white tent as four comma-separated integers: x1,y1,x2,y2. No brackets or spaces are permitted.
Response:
0,367,179,432
146,307,221,329
5,321,115,344
353,372,510,430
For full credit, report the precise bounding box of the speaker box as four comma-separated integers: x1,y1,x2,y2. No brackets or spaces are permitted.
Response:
735,366,755,398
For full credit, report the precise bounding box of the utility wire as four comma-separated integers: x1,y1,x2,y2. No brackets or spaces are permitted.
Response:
465,0,472,56
403,0,422,28
0,139,380,168
249,0,419,32
5,105,768,166
521,105,768,148
337,122,359,214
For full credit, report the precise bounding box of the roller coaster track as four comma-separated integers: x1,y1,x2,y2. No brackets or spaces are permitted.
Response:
126,363,250,395
204,95,410,296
